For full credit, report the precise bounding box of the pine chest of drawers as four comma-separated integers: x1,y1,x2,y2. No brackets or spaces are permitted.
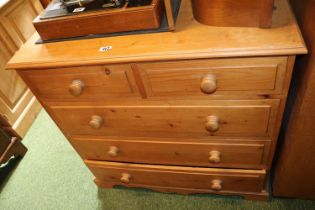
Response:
7,0,306,201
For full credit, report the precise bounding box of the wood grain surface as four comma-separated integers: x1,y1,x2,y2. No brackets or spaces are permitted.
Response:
273,0,315,199
7,0,306,70
191,0,274,28
86,160,266,193
49,100,279,138
71,137,270,169
18,64,141,101
0,0,42,137
34,0,164,40
137,57,288,97
6,0,308,200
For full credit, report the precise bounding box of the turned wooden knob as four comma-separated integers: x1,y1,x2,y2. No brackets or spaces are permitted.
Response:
69,79,85,96
205,115,220,132
89,115,103,129
120,173,131,184
108,146,119,157
209,151,221,163
200,75,217,94
211,179,222,191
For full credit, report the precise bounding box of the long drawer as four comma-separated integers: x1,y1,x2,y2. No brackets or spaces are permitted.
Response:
18,64,140,101
86,161,266,193
50,100,279,138
72,137,270,169
137,57,288,98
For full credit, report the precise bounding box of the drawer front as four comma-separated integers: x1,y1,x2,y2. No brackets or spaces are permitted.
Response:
19,64,140,101
72,137,269,169
137,57,287,98
51,100,279,138
86,161,266,193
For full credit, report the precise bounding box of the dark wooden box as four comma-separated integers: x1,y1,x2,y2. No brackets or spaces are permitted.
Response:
34,0,164,41
191,0,275,28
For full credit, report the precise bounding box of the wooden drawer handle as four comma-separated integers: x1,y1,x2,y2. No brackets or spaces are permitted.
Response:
200,75,217,94
209,150,221,163
211,179,222,191
108,146,119,157
89,115,103,129
69,79,85,96
120,173,131,184
205,115,220,132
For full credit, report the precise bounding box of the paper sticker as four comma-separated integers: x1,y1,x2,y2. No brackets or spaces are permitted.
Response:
99,46,113,52
73,7,85,13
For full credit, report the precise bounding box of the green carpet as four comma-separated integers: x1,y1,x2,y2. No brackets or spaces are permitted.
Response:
0,110,314,210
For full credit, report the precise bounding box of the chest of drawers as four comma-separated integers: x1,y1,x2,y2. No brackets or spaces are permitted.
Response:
7,0,306,201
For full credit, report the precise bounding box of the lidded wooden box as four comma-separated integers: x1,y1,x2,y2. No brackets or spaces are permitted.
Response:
191,0,275,28
34,0,164,41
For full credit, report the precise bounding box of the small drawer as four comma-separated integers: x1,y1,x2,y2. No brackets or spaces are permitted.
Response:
51,100,279,138
136,57,287,98
19,64,140,101
86,161,266,193
72,137,270,169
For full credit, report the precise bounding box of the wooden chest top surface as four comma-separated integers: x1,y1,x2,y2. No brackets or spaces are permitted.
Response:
7,0,307,70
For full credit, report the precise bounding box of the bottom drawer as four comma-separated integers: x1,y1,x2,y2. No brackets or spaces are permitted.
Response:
86,160,266,193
